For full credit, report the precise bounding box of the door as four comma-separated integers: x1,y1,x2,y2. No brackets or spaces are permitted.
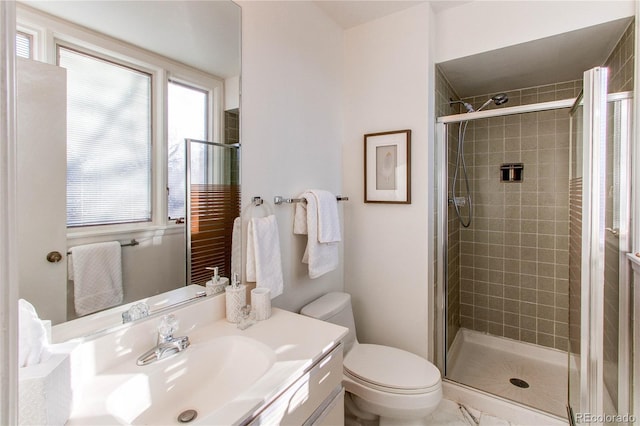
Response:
567,67,633,424
16,58,67,324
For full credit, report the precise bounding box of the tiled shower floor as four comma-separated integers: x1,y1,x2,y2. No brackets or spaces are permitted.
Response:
447,328,568,417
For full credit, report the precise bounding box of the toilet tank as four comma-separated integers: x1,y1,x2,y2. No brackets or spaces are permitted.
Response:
300,292,357,353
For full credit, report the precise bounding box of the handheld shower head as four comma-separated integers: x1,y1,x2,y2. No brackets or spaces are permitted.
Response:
477,93,509,111
492,93,508,105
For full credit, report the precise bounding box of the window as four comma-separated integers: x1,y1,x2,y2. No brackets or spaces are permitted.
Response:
16,31,32,59
58,46,152,227
167,80,208,220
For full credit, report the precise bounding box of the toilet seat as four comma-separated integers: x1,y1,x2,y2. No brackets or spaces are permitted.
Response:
343,344,441,395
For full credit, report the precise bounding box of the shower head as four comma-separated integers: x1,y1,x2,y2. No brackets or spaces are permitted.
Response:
492,93,509,105
477,93,509,111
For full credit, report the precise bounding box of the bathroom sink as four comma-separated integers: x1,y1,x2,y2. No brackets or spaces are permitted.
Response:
102,335,276,424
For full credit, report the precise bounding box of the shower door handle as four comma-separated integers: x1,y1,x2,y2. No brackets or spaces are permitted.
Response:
605,227,620,238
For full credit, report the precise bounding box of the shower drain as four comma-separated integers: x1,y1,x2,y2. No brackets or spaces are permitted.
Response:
509,378,530,388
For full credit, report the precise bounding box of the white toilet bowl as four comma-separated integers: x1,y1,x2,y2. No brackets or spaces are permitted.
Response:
300,292,442,425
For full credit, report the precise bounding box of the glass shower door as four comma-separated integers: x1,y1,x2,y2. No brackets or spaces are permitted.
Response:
185,139,241,286
568,91,583,419
567,67,633,424
601,93,632,422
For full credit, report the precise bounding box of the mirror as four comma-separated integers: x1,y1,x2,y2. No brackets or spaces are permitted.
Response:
15,0,241,341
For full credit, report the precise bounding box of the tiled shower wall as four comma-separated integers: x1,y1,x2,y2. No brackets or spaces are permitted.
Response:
438,20,633,353
455,81,582,350
224,109,241,184
606,20,634,93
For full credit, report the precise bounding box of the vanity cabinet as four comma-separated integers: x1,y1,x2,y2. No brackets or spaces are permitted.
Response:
247,344,344,425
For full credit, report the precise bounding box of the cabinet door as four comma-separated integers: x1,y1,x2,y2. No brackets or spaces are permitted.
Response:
17,58,67,324
248,345,343,425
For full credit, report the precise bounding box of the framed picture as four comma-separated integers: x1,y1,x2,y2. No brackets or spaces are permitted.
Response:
364,129,411,204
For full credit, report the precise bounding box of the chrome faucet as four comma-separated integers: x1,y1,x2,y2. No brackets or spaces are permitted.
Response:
136,314,190,366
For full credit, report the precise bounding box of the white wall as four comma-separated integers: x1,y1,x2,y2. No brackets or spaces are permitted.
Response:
343,3,433,358
436,0,635,63
239,1,345,312
66,231,185,321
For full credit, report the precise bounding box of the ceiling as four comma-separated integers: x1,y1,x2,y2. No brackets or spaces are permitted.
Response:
20,1,632,99
314,1,426,29
20,1,241,79
314,0,471,29
438,17,633,98
314,1,631,98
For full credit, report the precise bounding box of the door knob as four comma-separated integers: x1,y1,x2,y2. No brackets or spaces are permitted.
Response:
46,251,63,263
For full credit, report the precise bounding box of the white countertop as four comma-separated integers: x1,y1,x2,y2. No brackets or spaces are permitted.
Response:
65,304,347,425
53,285,206,343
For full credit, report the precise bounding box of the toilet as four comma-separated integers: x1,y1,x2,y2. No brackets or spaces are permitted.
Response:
300,292,442,426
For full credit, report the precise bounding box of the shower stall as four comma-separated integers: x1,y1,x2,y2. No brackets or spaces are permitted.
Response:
434,67,633,422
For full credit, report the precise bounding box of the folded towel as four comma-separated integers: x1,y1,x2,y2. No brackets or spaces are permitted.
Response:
294,191,339,278
70,241,123,316
293,201,308,235
310,190,341,243
18,299,51,367
246,215,284,298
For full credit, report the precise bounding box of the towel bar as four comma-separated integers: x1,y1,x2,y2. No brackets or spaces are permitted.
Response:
67,239,139,255
274,195,349,205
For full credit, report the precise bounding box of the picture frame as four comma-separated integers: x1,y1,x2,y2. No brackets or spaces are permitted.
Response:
364,129,411,204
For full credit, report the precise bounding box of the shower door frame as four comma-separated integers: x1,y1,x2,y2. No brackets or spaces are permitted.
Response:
435,85,634,421
435,97,576,374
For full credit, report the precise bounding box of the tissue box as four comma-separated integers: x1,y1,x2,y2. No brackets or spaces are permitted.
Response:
19,353,72,426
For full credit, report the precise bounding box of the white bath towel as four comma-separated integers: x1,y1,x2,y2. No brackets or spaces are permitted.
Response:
18,299,51,367
310,190,341,243
70,241,123,316
246,215,284,298
293,191,340,278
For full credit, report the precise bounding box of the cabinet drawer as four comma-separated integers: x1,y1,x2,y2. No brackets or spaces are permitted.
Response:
306,386,344,426
249,344,343,425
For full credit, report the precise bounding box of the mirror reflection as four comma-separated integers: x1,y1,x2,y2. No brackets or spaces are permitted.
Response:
15,0,241,341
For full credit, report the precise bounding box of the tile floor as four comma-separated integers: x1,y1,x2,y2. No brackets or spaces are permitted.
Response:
446,329,567,417
426,399,519,426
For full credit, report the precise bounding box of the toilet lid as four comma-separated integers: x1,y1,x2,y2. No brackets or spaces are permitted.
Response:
344,344,441,394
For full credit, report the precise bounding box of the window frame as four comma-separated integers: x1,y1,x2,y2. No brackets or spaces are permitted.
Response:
55,38,159,234
167,78,209,221
16,30,33,59
16,5,225,241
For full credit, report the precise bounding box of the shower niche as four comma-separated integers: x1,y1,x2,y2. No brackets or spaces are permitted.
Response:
499,163,523,182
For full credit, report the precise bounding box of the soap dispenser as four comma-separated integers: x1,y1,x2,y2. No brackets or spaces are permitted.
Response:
204,266,229,296
225,273,246,323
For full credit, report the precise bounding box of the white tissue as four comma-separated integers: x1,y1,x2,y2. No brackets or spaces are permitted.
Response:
19,351,72,426
18,299,51,368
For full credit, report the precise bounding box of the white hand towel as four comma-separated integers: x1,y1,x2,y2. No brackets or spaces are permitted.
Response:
308,190,341,243
246,215,284,298
18,299,51,367
70,241,123,316
298,191,339,278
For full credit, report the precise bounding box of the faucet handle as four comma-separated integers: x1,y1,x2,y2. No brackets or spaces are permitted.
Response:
158,314,179,340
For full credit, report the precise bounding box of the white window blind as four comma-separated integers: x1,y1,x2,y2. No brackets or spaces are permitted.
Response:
58,46,152,227
167,80,208,220
16,31,32,59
